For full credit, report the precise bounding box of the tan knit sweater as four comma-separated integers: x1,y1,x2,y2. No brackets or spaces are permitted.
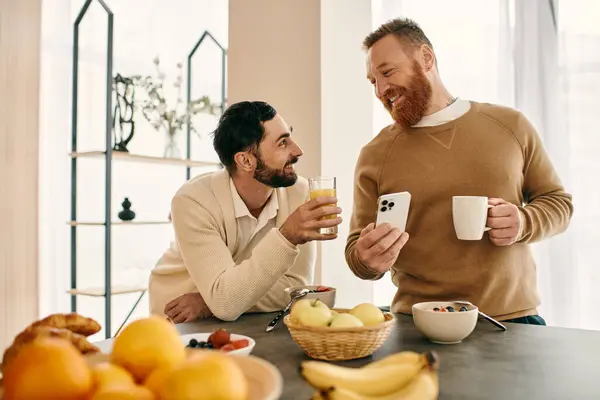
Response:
345,101,573,320
149,169,315,321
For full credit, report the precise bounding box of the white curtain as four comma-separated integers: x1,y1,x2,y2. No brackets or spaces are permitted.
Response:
372,0,600,330
556,0,600,330
512,0,576,328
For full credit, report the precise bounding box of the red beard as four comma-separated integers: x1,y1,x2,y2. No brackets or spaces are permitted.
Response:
383,60,432,128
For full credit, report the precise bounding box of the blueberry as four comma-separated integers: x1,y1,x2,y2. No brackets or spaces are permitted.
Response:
206,342,214,349
446,306,455,312
459,306,469,312
198,341,207,348
189,339,198,347
433,307,440,311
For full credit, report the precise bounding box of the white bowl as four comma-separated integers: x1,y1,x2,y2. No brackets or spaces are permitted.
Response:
82,352,282,400
179,332,256,356
412,301,478,344
284,285,336,308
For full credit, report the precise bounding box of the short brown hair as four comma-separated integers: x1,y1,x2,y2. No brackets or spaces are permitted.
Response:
363,18,434,53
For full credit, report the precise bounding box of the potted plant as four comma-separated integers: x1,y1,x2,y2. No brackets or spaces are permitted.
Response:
132,56,218,158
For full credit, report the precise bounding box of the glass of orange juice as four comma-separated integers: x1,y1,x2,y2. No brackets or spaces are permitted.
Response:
308,176,337,235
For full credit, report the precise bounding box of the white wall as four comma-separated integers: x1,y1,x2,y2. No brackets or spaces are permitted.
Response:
0,0,42,351
228,0,377,308
39,0,227,339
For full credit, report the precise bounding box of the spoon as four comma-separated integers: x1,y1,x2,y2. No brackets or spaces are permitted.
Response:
454,300,507,331
266,288,309,332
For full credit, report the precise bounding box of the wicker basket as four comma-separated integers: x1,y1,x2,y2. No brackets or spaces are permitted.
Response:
283,308,395,361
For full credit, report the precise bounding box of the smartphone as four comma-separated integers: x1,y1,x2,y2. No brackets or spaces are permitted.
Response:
375,192,411,232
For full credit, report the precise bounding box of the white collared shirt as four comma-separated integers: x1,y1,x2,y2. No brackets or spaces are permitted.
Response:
229,179,279,255
412,98,471,127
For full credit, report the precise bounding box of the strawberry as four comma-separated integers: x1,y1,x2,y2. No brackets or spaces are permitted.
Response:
231,339,249,349
220,343,235,352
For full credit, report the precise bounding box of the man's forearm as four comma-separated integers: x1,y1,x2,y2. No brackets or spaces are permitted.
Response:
518,189,573,244
183,229,299,321
345,237,384,281
251,242,315,311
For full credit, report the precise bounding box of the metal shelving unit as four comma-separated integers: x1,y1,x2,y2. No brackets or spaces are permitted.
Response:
69,0,226,338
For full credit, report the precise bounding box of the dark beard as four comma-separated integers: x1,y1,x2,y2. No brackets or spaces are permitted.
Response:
253,153,298,188
383,60,432,128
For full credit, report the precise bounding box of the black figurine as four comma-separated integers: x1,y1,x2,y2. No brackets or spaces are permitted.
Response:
118,197,136,221
112,74,136,152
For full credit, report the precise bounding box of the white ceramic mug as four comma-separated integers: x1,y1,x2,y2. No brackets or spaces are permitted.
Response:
452,196,493,240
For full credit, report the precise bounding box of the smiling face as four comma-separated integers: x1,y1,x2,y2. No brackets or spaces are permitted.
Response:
366,34,433,128
251,114,303,188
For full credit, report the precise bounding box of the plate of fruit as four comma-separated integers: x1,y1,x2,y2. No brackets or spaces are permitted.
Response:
181,328,255,356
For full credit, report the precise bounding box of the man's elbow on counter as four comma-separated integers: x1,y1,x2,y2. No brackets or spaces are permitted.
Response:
210,307,243,322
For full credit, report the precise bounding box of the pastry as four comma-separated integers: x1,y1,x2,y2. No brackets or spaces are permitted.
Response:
1,326,100,373
26,312,101,337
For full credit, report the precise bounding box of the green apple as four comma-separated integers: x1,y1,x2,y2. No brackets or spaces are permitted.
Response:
349,303,385,326
328,313,364,328
290,298,312,323
290,298,330,322
292,299,332,327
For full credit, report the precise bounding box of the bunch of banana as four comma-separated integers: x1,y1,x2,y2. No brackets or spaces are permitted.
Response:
301,350,440,400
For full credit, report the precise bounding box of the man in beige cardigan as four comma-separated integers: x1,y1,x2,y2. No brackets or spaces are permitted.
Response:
149,101,342,322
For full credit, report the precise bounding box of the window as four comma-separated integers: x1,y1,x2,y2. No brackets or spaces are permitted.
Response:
558,0,600,330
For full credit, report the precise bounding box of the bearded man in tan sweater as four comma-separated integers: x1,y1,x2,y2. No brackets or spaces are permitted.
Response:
345,18,573,324
150,101,342,322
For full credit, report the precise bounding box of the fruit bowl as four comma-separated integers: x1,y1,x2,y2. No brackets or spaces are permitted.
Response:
284,308,394,361
83,351,283,400
284,285,336,308
180,332,255,356
412,301,478,344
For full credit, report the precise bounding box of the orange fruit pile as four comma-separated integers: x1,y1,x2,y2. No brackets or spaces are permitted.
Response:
2,316,249,400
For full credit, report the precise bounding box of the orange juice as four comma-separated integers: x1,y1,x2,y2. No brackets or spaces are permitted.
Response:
310,188,337,220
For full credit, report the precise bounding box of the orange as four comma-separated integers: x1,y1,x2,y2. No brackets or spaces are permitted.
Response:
143,349,211,395
110,316,185,382
3,337,93,400
90,385,155,400
160,353,248,400
91,362,136,391
143,365,175,396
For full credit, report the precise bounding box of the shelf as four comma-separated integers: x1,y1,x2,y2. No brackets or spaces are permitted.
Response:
68,220,170,226
70,151,221,168
67,285,147,297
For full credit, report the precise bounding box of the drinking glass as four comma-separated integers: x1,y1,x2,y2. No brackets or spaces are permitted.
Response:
308,176,337,235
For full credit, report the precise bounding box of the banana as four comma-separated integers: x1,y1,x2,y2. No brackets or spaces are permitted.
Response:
363,351,424,369
311,392,327,400
319,368,439,400
300,358,427,396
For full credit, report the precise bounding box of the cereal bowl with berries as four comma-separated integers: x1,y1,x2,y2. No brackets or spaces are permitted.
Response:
181,328,256,356
412,301,478,345
284,285,336,308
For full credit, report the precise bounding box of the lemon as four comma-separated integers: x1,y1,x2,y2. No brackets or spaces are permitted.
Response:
110,316,185,382
160,353,248,400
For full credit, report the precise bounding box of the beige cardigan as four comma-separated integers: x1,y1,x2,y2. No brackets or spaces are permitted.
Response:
148,169,316,321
